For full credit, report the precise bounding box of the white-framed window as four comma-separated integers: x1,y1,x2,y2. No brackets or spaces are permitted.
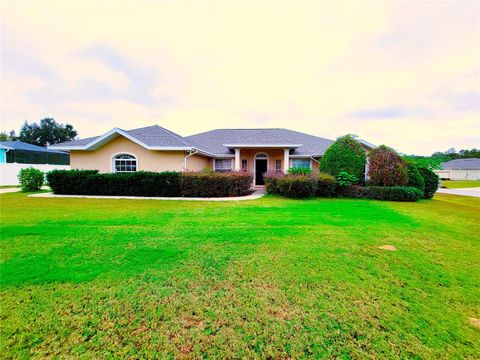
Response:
113,153,137,173
214,159,233,172
291,158,311,169
275,159,282,172
241,159,248,171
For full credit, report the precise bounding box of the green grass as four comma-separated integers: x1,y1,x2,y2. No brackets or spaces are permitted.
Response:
441,180,480,188
1,193,479,358
0,185,19,189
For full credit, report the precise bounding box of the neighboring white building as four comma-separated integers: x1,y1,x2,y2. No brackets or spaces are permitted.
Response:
435,158,480,180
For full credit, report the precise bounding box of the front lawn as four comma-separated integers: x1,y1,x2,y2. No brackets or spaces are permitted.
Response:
441,180,480,188
1,193,479,358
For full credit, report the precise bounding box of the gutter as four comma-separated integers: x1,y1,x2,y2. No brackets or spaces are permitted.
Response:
183,149,199,171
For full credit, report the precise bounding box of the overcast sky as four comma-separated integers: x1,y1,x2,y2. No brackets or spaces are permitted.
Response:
1,0,479,155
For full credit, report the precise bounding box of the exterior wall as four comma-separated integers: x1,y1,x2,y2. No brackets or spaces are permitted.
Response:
0,149,6,163
0,163,70,185
434,169,480,180
236,148,285,173
70,136,210,172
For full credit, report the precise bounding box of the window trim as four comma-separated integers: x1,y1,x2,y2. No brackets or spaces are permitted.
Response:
214,158,233,172
241,159,248,172
275,159,282,173
111,152,138,173
290,158,312,169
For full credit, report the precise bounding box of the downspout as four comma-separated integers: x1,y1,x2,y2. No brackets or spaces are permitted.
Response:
310,156,320,170
183,149,198,171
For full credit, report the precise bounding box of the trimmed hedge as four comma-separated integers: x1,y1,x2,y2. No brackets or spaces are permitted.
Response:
47,170,253,198
316,172,337,197
338,185,422,202
276,175,317,198
264,171,284,195
179,171,253,197
418,167,439,199
47,170,181,197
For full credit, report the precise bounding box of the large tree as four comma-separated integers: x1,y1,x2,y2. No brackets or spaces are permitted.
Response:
319,134,366,180
16,118,78,146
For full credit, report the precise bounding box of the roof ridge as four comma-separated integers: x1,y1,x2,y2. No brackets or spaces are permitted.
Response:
127,124,191,146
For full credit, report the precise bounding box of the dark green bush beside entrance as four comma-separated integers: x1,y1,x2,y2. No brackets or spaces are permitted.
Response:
179,172,253,197
276,175,317,198
47,170,253,198
419,167,439,199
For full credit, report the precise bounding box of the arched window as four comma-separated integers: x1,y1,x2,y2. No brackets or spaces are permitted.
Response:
112,153,137,173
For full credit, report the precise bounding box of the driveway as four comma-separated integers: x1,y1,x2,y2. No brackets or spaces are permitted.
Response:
437,187,480,198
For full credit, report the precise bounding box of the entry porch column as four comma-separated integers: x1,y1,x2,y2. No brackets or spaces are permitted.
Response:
234,148,241,171
283,148,290,173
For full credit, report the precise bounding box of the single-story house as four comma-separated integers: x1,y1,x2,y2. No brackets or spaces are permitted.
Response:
0,141,69,165
49,125,374,186
434,158,480,180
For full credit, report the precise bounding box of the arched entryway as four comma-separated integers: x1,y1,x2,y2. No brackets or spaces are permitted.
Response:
254,152,268,186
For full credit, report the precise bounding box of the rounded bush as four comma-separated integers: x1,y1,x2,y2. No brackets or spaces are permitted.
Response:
316,172,337,197
367,145,408,186
18,167,44,192
264,171,284,194
320,135,366,180
406,162,425,192
418,167,439,199
276,175,317,198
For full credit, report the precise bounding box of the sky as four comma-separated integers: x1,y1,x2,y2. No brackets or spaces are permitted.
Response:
1,0,479,155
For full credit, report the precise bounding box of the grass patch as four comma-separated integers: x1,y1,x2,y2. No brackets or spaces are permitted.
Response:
0,185,19,189
1,193,479,358
442,180,480,188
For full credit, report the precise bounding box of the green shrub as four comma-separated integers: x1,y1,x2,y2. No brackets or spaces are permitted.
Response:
406,162,425,192
320,134,366,180
367,145,408,186
316,172,337,197
179,171,253,197
264,171,284,194
276,175,317,198
338,185,422,202
288,167,312,175
47,170,181,197
418,167,439,199
18,167,44,192
336,171,358,187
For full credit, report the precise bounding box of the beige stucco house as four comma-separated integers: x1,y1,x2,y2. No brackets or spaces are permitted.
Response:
49,125,373,186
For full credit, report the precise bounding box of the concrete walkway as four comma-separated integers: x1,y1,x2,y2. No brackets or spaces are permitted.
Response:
29,190,265,201
0,187,20,194
437,187,480,198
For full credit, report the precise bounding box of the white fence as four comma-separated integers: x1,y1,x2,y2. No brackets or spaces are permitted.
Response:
0,163,70,185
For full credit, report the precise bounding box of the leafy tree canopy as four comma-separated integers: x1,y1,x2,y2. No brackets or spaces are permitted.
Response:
9,118,78,147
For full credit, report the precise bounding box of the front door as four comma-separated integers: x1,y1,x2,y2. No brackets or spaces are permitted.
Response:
255,159,268,185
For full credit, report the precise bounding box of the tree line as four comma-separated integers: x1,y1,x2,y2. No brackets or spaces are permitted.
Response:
0,118,78,147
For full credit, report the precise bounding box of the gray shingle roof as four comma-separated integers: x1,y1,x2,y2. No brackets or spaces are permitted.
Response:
0,141,67,154
50,125,335,156
185,128,334,156
441,158,480,170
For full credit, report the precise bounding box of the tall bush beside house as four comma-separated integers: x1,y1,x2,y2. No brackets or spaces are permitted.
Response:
275,175,317,198
18,167,43,192
418,167,439,199
406,162,425,192
319,134,366,180
367,145,408,186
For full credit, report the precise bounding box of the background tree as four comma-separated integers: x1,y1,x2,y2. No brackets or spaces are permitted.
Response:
16,118,77,146
368,145,409,186
319,134,366,180
0,132,9,141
